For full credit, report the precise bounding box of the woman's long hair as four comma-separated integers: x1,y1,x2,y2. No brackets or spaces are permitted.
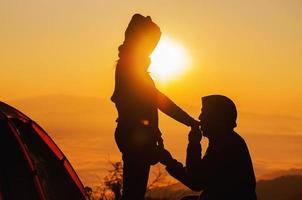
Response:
112,14,161,103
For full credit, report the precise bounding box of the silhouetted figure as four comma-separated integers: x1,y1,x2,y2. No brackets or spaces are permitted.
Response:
111,14,199,200
160,95,257,200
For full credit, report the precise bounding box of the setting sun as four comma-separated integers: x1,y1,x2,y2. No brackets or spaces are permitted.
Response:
149,36,190,83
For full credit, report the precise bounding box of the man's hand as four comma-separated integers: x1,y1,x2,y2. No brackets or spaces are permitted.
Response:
159,148,174,166
189,126,202,143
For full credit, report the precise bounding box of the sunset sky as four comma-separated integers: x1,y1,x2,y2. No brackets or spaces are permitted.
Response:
1,0,302,186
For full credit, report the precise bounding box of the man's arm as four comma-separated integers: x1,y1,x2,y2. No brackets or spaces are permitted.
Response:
183,128,210,190
160,129,211,191
186,128,203,175
160,149,203,191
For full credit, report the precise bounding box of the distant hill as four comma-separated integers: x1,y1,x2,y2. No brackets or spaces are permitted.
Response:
146,175,302,200
259,168,302,180
257,175,302,200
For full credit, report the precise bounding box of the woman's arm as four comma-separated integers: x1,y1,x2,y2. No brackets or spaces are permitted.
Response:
156,89,198,127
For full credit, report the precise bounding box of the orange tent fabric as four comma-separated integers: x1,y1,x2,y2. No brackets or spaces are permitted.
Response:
0,102,86,200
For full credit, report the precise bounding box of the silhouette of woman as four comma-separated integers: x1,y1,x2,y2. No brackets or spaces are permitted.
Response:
111,14,199,200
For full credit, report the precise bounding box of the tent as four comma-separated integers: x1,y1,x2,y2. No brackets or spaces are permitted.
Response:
0,101,86,200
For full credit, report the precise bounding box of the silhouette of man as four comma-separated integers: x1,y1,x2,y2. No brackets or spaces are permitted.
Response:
160,95,257,200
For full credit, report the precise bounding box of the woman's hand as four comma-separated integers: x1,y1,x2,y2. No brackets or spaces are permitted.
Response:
190,119,201,130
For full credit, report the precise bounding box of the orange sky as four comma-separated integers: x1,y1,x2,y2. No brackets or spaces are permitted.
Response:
1,0,302,186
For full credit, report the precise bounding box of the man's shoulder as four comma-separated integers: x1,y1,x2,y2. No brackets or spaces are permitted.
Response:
227,132,249,151
232,131,246,142
232,132,253,159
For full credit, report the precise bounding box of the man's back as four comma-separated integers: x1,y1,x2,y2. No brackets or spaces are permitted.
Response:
197,132,256,200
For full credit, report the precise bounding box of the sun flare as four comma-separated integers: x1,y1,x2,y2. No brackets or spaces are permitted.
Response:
149,36,190,83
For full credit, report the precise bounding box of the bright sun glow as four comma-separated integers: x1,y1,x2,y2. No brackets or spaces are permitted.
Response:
149,36,190,83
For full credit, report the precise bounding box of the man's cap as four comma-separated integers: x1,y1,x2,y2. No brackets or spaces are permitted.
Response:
201,95,237,128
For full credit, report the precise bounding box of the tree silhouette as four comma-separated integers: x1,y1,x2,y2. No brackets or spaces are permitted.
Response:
84,161,169,200
103,161,123,200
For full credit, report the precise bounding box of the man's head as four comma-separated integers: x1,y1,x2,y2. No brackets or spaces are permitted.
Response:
199,95,237,138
